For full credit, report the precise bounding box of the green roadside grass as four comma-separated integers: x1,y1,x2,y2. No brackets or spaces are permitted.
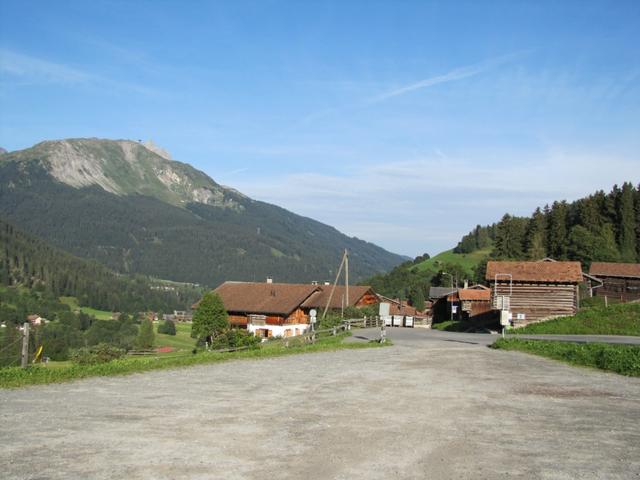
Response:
511,303,640,336
0,333,387,389
492,338,640,376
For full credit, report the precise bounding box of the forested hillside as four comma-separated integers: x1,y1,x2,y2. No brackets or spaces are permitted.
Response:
365,183,640,301
0,217,202,312
489,182,640,265
0,139,404,286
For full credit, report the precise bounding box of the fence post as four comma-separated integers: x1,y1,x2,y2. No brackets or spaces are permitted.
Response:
332,327,336,336
21,322,30,368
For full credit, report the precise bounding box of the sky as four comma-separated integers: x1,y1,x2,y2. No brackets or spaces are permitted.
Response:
1,0,639,258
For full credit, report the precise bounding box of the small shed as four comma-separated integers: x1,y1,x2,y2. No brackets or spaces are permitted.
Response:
589,262,640,302
486,260,583,327
447,285,492,321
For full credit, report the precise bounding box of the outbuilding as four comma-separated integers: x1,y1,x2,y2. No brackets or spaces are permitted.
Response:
486,260,583,327
589,262,640,302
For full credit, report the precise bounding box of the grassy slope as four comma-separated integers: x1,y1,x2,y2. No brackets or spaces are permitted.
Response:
0,333,386,388
512,303,640,336
59,297,113,320
493,338,640,376
414,247,492,274
155,322,195,350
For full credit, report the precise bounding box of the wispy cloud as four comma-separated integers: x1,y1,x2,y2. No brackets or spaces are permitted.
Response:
0,48,161,96
229,147,638,256
0,49,90,84
367,52,526,104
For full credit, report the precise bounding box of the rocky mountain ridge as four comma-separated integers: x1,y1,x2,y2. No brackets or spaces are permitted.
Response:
0,138,404,286
2,138,243,210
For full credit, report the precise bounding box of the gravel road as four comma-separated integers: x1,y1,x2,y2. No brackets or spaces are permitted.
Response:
1,329,639,479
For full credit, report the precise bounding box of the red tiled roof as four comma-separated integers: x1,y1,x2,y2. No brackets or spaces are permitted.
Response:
213,282,319,315
486,261,583,283
457,289,491,301
302,285,376,309
589,262,640,278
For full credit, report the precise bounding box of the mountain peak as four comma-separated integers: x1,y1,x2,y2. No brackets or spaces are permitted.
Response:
2,138,243,210
141,139,172,160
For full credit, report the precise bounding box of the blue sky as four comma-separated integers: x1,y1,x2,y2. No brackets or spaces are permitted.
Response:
1,1,639,257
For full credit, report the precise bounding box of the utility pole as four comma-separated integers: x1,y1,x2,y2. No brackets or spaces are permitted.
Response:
21,322,30,368
344,249,349,308
443,272,454,321
322,249,349,319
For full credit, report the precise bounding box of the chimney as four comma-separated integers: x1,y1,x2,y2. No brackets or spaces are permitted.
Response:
266,277,273,284
464,280,468,289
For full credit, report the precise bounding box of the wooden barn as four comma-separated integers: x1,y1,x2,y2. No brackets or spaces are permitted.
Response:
213,281,320,338
486,260,583,327
589,262,640,302
447,285,492,321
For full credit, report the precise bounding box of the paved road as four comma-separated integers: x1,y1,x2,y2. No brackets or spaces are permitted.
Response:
350,327,640,346
1,330,639,479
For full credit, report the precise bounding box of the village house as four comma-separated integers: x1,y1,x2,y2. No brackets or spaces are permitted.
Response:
210,280,381,338
589,262,640,302
486,260,583,327
162,310,194,322
213,281,321,338
26,314,45,326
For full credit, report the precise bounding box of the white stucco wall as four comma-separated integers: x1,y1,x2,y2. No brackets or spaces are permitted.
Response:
247,323,310,338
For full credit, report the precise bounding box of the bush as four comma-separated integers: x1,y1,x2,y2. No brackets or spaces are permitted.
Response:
209,329,261,350
157,319,176,335
135,319,155,350
70,343,126,365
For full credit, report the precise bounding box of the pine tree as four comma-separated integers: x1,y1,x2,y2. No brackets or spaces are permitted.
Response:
494,214,527,259
524,208,547,259
546,201,568,259
617,182,637,262
191,292,229,341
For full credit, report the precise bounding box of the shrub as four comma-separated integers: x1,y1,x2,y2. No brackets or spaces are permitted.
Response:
210,329,261,350
135,319,155,350
157,319,176,335
70,343,126,365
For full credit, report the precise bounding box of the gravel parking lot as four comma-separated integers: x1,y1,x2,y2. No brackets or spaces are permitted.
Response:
1,329,639,479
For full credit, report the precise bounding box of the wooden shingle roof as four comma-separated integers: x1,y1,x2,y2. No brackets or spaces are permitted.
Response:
301,285,375,309
589,262,640,279
457,288,491,301
486,261,583,283
213,282,320,315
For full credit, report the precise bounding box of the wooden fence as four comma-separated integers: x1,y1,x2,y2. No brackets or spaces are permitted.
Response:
126,316,387,358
